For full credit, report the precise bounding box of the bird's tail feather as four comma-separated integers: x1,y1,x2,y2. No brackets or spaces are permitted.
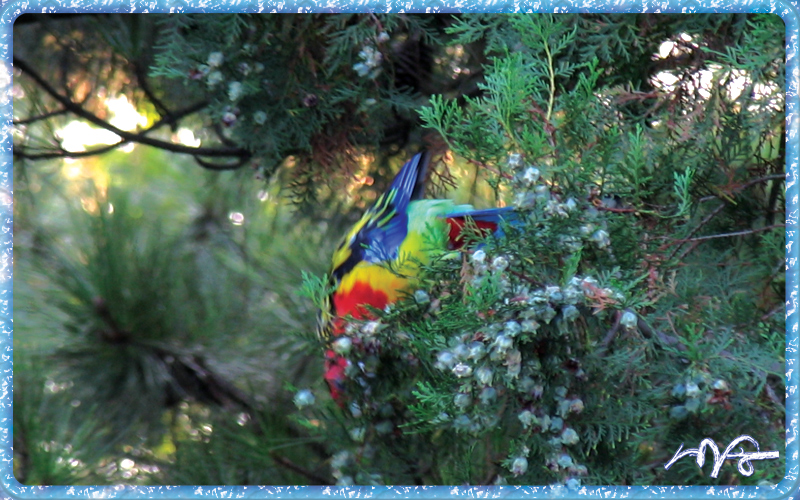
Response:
387,150,432,204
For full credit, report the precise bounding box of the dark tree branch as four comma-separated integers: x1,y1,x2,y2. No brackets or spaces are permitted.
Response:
132,60,173,128
15,141,126,160
13,56,252,163
212,122,242,149
146,100,210,132
16,100,213,161
193,155,252,171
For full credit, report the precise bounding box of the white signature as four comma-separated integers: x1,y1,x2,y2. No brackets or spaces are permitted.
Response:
664,435,779,478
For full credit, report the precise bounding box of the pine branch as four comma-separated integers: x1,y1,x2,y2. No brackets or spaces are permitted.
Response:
13,56,252,163
13,107,69,126
15,142,126,160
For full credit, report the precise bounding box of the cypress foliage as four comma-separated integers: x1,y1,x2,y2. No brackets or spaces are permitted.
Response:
297,13,785,486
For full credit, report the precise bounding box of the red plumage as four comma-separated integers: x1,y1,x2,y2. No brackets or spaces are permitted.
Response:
445,218,500,249
332,281,390,322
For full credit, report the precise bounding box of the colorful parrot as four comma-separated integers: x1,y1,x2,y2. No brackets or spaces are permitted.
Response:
319,151,514,402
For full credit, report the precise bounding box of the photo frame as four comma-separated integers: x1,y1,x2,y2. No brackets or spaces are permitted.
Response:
3,2,797,499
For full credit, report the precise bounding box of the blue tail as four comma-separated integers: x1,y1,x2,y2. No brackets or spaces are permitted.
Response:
386,151,431,210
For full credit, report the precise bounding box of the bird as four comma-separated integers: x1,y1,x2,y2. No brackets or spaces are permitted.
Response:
319,150,514,402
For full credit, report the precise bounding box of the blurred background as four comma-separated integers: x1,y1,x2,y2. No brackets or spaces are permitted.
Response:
12,13,785,486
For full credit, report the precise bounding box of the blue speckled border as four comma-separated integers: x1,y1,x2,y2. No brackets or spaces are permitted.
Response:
2,2,798,499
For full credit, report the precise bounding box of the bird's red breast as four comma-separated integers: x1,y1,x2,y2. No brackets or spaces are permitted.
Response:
331,280,390,335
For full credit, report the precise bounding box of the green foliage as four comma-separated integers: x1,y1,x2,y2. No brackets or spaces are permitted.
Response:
15,13,785,487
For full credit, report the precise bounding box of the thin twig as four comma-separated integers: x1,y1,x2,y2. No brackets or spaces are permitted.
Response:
763,382,782,407
542,27,555,122
760,304,784,322
598,310,622,350
667,223,785,247
13,107,69,126
698,173,786,203
664,202,726,260
508,269,541,287
464,157,513,180
637,317,685,351
675,240,701,262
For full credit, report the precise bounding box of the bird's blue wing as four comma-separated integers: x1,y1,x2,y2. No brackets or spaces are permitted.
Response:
332,151,431,278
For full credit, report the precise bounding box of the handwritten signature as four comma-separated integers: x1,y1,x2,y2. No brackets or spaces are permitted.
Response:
664,435,779,478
